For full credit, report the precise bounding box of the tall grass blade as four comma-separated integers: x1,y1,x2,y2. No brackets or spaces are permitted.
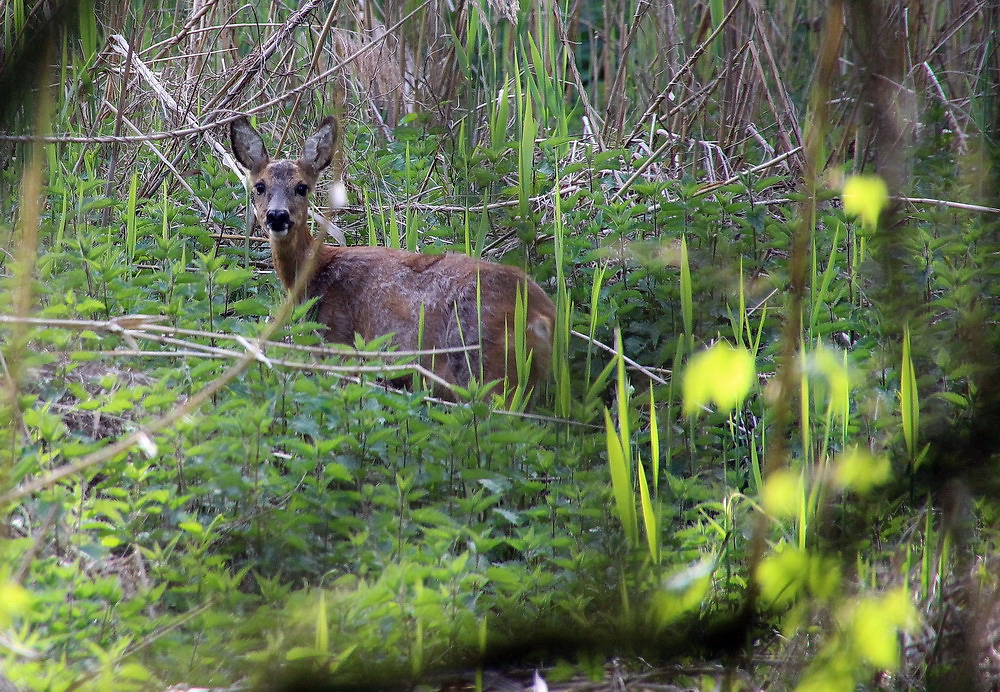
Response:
614,327,631,466
649,388,659,495
314,591,329,654
388,206,401,249
160,180,169,241
749,429,763,494
680,235,693,350
491,80,509,152
637,453,659,564
809,222,841,336
518,97,537,218
799,341,811,465
416,303,427,391
550,174,570,414
900,324,919,460
405,209,417,252
513,281,531,408
124,170,138,267
585,263,607,391
604,408,637,546
365,196,377,246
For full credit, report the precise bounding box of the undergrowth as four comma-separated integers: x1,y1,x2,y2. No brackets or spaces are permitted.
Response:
1,1,998,690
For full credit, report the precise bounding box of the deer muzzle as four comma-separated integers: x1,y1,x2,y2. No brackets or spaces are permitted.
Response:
265,208,293,236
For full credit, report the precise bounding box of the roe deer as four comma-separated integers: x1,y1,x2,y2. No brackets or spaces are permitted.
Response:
230,115,555,400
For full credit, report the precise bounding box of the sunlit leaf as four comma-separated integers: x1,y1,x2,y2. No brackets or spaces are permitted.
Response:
811,347,852,420
883,587,920,630
851,599,898,669
636,455,659,563
756,545,809,608
682,342,756,416
314,591,329,653
763,469,803,518
0,581,30,627
900,325,920,458
807,555,843,601
842,174,888,230
604,409,637,546
833,448,892,493
178,521,204,535
653,559,713,628
835,588,918,674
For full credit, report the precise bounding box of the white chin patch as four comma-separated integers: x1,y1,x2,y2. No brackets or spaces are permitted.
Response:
266,223,292,237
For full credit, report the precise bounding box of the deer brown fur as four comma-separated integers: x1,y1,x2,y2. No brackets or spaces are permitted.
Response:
230,115,555,400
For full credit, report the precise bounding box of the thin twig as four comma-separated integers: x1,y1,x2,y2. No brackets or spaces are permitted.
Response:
621,0,746,147
894,196,1000,215
571,329,670,386
0,314,479,358
107,34,243,180
0,0,435,144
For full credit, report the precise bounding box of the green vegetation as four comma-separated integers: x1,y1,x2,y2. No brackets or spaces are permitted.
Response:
1,0,998,689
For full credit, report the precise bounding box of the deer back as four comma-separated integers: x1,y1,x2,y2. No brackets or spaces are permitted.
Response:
308,246,554,392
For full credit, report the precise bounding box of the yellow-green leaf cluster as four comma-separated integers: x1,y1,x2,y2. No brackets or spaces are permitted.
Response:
652,560,713,629
763,469,803,518
756,545,842,609
842,174,889,231
848,588,919,670
833,447,892,493
809,347,853,420
755,546,807,608
0,580,29,627
795,587,919,690
682,342,755,416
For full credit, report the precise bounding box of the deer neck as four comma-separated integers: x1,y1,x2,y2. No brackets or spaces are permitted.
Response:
270,230,327,296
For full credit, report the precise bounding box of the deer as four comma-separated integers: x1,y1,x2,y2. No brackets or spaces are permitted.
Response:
229,115,556,402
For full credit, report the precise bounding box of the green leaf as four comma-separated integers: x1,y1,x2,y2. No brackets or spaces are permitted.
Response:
178,521,204,535
842,174,888,230
682,342,756,416
0,581,30,627
604,408,637,546
232,298,271,316
763,469,803,518
849,593,914,670
636,455,659,563
900,325,920,458
756,545,809,608
216,267,253,287
833,448,891,493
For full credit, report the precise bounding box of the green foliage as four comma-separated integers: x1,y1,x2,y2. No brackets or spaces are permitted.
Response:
842,174,889,232
1,0,998,690
682,342,756,417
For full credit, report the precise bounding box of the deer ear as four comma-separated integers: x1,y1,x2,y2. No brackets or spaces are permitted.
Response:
302,116,336,173
230,117,270,171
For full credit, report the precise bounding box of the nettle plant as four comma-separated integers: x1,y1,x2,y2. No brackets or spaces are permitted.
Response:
2,0,997,687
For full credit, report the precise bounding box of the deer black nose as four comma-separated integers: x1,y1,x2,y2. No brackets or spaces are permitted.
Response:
265,209,292,234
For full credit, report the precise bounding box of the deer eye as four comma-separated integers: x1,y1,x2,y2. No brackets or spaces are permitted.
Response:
254,182,266,195
294,183,309,196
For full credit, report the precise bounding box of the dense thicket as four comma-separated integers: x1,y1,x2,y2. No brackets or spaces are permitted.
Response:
1,1,998,689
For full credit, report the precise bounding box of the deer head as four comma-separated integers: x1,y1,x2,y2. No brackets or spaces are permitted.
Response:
230,116,337,289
